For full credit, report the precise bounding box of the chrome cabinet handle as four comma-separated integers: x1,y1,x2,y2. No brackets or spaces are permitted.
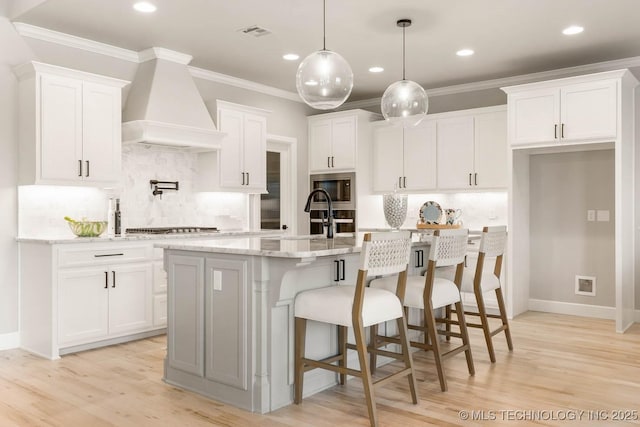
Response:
561,123,565,138
246,172,249,186
403,176,407,188
398,176,402,188
554,124,558,139
469,173,472,186
334,260,340,282
331,157,334,168
474,173,478,186
340,259,345,281
104,271,108,289
241,172,245,185
85,160,90,177
112,271,116,288
327,157,330,168
78,160,83,177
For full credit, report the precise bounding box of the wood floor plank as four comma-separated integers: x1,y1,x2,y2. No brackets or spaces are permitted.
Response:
1,313,639,426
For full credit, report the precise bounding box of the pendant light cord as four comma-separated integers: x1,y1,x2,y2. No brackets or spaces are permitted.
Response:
402,24,406,80
323,0,326,50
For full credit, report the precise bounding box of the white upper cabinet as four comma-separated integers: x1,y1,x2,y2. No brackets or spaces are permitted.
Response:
436,107,508,190
372,121,437,192
216,100,269,193
503,71,627,148
473,110,508,189
309,115,356,172
308,110,379,175
15,62,128,186
437,116,475,189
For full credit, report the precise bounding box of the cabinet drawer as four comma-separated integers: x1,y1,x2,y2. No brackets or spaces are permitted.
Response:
57,244,152,268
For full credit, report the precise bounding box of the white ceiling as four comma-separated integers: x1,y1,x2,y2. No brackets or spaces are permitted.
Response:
12,0,640,102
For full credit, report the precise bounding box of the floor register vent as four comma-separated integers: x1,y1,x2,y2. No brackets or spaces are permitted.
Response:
575,275,596,296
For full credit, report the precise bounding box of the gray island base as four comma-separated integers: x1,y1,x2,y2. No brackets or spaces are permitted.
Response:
157,233,431,413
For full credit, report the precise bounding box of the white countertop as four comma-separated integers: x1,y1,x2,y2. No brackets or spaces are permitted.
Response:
156,234,365,258
16,229,282,244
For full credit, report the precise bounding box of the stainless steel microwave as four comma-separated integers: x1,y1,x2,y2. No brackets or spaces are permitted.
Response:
309,172,356,210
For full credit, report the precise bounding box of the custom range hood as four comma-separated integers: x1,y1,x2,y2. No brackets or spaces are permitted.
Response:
122,48,225,150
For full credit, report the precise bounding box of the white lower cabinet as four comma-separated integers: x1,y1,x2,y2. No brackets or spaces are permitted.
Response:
59,262,153,346
19,240,164,359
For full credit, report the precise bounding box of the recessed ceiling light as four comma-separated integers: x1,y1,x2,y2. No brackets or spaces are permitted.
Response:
133,2,157,13
369,66,384,73
562,25,584,35
283,53,299,61
456,49,474,57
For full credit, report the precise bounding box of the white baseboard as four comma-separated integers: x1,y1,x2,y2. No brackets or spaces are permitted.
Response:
0,332,20,351
528,299,616,320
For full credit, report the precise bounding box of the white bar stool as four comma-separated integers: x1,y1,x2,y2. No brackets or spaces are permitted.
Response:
293,231,418,427
370,228,474,392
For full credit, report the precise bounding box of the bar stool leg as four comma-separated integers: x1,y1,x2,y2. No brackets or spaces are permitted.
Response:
454,300,475,375
496,287,514,350
354,320,378,427
338,325,347,385
475,288,496,363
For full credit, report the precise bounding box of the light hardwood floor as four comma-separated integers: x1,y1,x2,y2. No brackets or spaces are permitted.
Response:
1,312,639,426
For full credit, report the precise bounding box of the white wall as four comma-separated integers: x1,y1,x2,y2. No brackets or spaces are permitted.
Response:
0,15,33,343
529,150,615,307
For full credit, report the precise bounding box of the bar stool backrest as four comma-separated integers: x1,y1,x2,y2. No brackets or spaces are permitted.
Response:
360,231,412,277
428,228,468,267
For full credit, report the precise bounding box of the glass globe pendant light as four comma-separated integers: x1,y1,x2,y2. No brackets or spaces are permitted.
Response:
381,19,428,126
296,0,353,109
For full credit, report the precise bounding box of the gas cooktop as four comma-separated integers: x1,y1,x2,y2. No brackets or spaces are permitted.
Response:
125,227,219,235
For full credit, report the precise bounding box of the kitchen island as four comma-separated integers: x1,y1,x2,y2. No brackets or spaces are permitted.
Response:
156,233,428,413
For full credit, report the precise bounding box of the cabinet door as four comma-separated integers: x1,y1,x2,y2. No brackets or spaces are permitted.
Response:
309,119,333,172
242,113,267,191
474,111,507,189
437,116,474,189
509,88,559,145
167,255,205,376
82,82,121,183
404,121,437,191
218,108,244,188
561,80,617,142
204,257,248,390
58,267,109,346
331,116,357,170
108,263,153,335
39,74,83,182
372,125,403,192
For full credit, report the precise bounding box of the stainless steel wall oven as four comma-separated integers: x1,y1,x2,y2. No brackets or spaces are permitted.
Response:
309,172,356,235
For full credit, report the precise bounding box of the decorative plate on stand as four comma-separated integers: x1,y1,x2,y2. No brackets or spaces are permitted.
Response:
419,201,443,224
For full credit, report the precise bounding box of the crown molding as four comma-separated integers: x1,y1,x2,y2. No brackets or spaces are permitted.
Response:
14,22,303,103
189,66,302,103
138,47,193,65
13,22,140,62
16,22,640,108
343,55,640,110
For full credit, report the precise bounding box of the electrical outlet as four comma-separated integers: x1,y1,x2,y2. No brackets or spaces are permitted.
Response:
596,210,610,222
587,210,596,222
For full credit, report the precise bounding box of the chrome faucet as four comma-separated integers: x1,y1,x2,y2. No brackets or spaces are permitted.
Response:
304,188,334,239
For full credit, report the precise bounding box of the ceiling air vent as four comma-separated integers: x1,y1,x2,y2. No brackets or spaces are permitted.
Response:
237,25,272,37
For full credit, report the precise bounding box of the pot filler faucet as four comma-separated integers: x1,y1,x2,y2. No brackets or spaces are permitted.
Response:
304,188,334,239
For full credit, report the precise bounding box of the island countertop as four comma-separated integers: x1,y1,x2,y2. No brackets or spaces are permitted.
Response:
155,233,368,258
